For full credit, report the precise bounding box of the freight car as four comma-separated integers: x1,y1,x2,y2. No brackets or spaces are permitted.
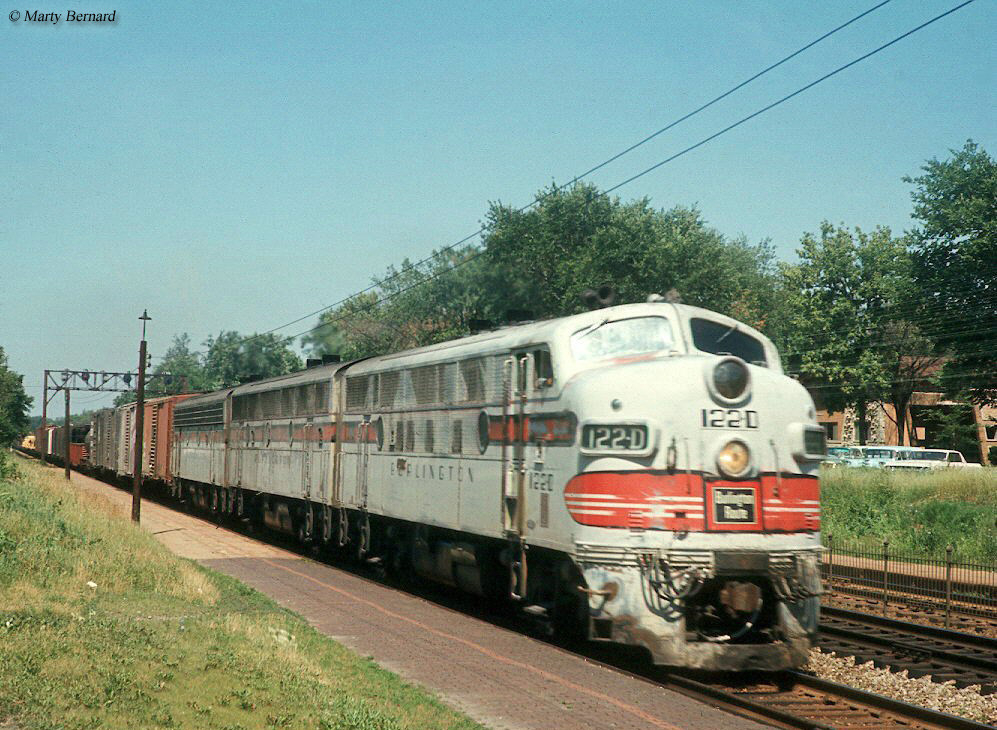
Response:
86,394,196,483
89,300,826,671
33,422,89,466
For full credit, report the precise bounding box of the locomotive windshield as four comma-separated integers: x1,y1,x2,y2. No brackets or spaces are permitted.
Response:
570,316,674,361
689,318,767,366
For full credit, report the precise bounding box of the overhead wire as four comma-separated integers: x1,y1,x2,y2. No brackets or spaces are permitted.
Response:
217,0,900,352
284,0,978,347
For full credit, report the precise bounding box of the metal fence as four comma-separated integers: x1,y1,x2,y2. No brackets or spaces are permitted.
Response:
820,535,997,625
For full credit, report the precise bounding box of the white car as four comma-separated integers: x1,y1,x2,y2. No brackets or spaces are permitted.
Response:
884,449,982,470
839,445,917,468
862,446,918,468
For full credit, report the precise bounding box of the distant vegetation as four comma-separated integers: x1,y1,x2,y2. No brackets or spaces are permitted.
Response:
0,347,32,447
820,467,997,562
0,457,481,730
299,140,995,444
133,141,996,442
8,140,995,453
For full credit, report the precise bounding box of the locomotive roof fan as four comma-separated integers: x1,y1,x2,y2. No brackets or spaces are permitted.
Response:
582,284,617,310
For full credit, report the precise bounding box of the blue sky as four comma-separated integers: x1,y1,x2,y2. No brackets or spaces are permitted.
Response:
2,1,994,414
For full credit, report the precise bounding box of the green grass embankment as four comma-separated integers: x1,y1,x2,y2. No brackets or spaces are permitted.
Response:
0,456,482,730
820,467,997,563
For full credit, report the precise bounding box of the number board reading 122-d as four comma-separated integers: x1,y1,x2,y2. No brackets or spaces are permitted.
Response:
701,408,758,429
582,424,648,450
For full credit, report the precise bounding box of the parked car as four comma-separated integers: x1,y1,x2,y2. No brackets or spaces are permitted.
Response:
862,446,918,468
839,446,868,468
822,445,852,468
884,449,982,470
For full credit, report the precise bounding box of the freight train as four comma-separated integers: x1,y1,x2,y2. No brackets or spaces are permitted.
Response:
43,300,826,671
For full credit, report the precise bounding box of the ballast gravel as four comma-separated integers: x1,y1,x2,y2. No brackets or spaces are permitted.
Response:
806,649,997,725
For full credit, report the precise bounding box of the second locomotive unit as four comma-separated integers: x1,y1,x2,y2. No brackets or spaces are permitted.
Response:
98,299,826,671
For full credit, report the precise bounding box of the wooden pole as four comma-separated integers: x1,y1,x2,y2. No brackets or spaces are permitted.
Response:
64,388,71,480
41,370,48,456
131,311,150,523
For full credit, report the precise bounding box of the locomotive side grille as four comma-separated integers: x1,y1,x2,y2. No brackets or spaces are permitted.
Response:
574,544,810,578
174,402,224,428
575,543,641,567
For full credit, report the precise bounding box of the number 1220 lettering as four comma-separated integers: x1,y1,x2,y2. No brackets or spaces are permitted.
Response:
701,408,759,429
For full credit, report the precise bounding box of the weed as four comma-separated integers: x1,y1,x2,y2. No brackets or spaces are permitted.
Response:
821,467,997,561
1,458,482,730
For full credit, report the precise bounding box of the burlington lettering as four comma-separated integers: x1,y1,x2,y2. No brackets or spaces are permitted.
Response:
390,460,473,484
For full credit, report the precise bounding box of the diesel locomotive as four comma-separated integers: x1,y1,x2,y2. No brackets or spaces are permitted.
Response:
84,300,826,670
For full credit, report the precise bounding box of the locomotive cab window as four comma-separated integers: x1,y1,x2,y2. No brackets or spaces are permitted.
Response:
532,347,554,388
690,318,767,366
570,316,674,362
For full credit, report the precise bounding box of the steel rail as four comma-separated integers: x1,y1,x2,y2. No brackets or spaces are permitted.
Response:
38,454,997,730
787,671,994,730
819,605,997,693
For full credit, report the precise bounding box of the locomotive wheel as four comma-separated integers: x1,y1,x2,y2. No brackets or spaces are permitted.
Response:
320,505,333,545
336,508,349,547
354,513,370,561
297,505,314,544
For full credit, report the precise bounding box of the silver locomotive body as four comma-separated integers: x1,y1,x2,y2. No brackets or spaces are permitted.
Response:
153,301,824,670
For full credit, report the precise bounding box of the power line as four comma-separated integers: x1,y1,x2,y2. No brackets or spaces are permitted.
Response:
286,0,978,348
602,0,977,195
220,0,899,352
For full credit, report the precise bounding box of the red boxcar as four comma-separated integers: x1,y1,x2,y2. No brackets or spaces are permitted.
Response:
141,394,198,482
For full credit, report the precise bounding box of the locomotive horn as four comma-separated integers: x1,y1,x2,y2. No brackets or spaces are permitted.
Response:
582,285,617,309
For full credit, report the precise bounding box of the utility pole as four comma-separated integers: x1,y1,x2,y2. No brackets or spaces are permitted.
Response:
64,388,71,480
41,370,48,453
132,310,151,523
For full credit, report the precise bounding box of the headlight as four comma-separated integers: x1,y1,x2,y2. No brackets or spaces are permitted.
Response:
714,358,749,400
717,440,750,477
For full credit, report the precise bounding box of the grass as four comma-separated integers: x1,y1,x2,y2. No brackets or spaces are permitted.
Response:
0,456,483,730
820,466,997,563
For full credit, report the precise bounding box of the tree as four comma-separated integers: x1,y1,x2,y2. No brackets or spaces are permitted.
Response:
202,331,302,389
0,347,32,446
906,140,997,405
919,399,981,461
302,183,784,360
482,184,781,328
116,331,303,405
781,224,936,444
152,333,211,394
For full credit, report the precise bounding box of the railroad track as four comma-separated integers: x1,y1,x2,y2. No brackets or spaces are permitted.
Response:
825,591,997,639
819,606,997,694
45,458,997,730
825,581,997,633
661,670,994,730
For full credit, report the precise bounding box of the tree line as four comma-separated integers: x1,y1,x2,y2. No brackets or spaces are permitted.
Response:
2,141,993,452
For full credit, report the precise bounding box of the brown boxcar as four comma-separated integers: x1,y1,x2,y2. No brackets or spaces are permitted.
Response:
142,394,198,482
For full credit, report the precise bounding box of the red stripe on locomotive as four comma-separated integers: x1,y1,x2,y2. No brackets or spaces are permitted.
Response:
564,471,819,532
